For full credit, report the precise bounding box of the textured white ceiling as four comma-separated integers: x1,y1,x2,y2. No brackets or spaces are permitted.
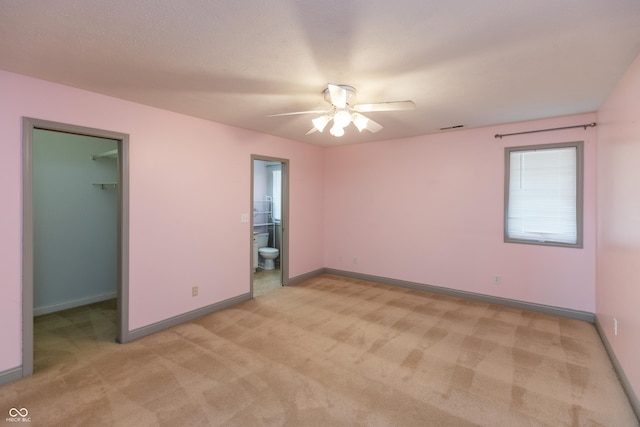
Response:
2,0,640,145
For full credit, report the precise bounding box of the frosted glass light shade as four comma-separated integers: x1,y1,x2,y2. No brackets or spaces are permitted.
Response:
353,114,369,132
333,110,351,128
312,115,330,132
329,124,345,137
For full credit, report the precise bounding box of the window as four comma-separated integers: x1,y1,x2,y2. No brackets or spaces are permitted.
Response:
504,141,583,248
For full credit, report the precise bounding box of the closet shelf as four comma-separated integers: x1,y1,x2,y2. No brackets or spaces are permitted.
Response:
93,182,118,189
254,222,275,227
91,149,118,160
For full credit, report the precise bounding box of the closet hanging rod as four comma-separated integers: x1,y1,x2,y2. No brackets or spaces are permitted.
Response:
91,149,118,160
494,122,596,139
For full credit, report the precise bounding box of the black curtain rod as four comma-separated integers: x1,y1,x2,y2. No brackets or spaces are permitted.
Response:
495,122,596,139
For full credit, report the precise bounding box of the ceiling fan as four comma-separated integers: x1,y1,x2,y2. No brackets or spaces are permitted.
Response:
268,84,416,137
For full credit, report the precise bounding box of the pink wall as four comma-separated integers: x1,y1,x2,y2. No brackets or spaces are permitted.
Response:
597,53,640,398
3,62,636,398
324,113,597,312
0,70,325,373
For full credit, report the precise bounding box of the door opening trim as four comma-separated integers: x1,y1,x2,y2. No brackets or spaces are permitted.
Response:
250,155,290,296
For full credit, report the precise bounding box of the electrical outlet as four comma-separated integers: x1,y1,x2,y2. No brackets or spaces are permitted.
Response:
614,318,618,336
353,257,358,264
493,275,501,285
240,214,249,223
192,286,198,297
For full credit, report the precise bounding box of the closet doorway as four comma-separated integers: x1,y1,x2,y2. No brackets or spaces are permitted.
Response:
22,118,130,378
251,155,289,297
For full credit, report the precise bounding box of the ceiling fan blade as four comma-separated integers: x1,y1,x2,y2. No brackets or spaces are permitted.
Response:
305,127,318,135
267,110,327,117
327,84,347,109
353,101,415,113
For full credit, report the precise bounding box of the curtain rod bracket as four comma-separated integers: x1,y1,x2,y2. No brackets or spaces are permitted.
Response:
495,122,596,139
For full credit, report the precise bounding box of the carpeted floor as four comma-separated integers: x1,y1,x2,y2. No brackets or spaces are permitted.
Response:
1,274,637,426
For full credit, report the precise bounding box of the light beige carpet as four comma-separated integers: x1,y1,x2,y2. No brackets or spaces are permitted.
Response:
1,274,637,426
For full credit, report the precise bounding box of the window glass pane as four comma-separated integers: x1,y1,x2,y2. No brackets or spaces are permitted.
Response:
506,145,579,246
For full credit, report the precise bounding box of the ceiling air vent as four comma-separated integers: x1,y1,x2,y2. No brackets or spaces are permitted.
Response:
440,124,464,131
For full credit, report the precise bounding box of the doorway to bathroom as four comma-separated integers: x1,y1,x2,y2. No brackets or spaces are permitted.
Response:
251,155,289,297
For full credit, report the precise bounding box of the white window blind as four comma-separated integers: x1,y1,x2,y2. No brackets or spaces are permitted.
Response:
506,143,582,246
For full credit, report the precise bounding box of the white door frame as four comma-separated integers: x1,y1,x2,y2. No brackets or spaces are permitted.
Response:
22,117,131,377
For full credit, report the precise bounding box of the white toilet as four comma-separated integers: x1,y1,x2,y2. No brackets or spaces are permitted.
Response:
257,233,279,270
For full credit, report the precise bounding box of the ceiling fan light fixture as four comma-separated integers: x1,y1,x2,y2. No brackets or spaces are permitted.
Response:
333,110,351,128
269,84,415,138
353,114,369,132
312,115,330,132
329,124,345,137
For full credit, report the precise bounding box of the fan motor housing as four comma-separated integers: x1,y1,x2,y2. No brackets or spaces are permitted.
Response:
323,85,357,105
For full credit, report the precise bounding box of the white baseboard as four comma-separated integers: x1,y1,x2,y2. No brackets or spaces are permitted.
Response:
34,292,117,316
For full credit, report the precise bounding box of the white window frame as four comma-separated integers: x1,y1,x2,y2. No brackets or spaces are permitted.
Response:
504,141,584,248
